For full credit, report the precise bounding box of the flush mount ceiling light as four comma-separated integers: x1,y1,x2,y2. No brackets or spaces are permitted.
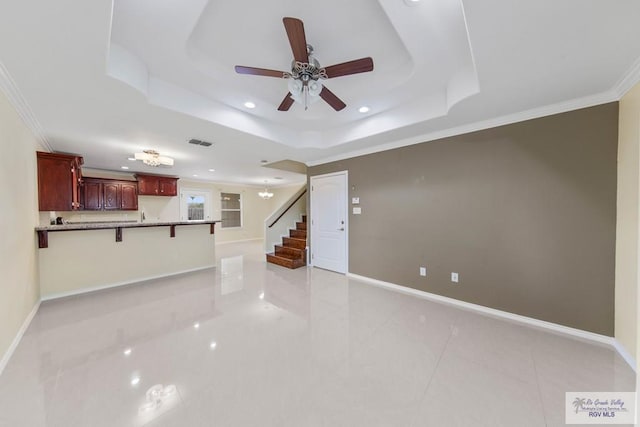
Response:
235,17,374,111
134,150,174,167
244,101,256,109
358,106,370,113
258,181,274,199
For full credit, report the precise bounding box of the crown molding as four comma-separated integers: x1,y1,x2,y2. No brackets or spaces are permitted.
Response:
0,61,53,152
614,56,640,99
307,89,619,167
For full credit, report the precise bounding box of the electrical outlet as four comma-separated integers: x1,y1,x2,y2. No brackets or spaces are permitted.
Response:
419,267,427,276
451,272,459,283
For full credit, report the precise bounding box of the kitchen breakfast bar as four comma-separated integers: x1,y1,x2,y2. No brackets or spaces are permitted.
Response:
35,221,219,300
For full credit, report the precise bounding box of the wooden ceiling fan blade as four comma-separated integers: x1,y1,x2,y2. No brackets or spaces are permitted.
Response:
323,57,374,78
320,86,346,111
283,17,308,63
278,93,295,111
234,66,286,78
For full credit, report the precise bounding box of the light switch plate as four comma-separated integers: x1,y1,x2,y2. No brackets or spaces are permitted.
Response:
451,272,459,283
353,207,362,215
352,197,360,204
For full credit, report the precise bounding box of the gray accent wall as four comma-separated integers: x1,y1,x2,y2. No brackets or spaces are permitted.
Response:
309,103,618,336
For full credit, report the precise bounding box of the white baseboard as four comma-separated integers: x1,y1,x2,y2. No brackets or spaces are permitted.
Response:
0,300,40,376
41,265,216,301
2,267,217,374
612,339,638,373
347,273,636,372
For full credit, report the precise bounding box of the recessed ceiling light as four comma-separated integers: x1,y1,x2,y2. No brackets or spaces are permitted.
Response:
208,169,215,172
358,106,370,113
121,166,130,170
131,376,141,386
193,174,198,177
259,292,265,300
210,341,217,350
404,0,421,5
123,348,132,356
127,157,136,161
193,322,200,329
244,101,256,109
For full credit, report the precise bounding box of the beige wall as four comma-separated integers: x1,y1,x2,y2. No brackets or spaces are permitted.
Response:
309,103,618,336
39,225,215,299
616,83,640,363
0,90,42,364
53,173,304,244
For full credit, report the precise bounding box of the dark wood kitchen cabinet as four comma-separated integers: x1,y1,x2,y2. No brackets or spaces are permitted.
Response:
135,174,179,196
82,179,102,210
120,182,138,209
82,178,138,211
37,151,84,211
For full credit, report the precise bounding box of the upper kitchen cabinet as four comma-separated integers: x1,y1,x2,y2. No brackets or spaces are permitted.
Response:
135,174,179,196
37,151,83,211
82,178,138,211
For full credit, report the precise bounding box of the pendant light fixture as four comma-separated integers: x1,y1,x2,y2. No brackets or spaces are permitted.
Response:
258,181,274,199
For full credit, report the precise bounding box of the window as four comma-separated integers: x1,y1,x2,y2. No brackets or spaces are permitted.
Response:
221,192,242,228
180,189,212,222
186,195,205,220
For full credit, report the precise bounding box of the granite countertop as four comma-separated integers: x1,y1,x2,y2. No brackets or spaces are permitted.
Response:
35,220,220,231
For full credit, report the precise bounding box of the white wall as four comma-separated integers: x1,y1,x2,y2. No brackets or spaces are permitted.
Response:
138,180,304,244
265,185,306,253
0,88,42,368
616,84,640,367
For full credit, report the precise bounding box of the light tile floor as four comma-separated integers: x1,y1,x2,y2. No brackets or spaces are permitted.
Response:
0,241,635,426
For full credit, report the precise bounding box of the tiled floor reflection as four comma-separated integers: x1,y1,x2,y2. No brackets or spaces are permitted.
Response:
0,241,635,426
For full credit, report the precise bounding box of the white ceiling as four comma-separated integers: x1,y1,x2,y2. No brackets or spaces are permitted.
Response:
1,0,639,186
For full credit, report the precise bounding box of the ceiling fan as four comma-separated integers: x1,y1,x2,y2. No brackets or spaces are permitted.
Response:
134,150,174,167
235,17,374,112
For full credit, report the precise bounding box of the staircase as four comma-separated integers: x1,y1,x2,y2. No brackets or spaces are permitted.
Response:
266,215,307,269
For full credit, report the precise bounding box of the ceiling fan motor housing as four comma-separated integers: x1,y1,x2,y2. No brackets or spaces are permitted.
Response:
234,17,374,111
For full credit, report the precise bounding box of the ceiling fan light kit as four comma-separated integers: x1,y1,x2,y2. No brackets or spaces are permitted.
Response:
133,150,174,167
235,17,374,112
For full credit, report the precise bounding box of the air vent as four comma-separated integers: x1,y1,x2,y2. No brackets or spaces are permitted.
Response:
188,139,213,147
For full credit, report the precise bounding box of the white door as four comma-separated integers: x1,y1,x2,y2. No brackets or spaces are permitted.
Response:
180,189,213,221
311,172,348,273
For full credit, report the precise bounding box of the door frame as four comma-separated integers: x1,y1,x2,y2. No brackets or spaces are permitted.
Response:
309,170,349,273
179,188,214,222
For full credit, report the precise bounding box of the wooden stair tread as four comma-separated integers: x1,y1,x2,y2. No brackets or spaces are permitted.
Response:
266,253,305,269
282,236,306,249
289,229,306,238
267,214,308,270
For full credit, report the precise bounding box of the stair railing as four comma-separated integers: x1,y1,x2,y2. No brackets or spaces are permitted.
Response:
268,189,307,228
264,185,307,253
